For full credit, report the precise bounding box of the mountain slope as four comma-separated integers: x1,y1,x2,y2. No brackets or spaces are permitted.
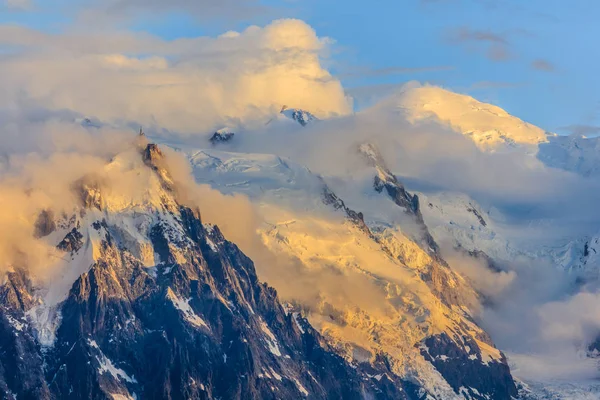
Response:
182,145,517,399
397,86,548,152
0,141,413,400
537,134,600,177
396,85,600,179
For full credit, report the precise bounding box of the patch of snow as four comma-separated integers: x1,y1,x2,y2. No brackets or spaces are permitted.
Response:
110,394,136,400
292,312,305,334
6,314,26,332
88,339,137,384
206,238,218,252
259,320,282,357
398,85,547,151
291,377,309,396
269,368,282,381
367,373,384,381
203,223,215,234
166,288,210,330
26,306,62,348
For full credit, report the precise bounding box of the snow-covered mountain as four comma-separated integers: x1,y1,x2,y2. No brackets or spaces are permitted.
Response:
0,139,421,399
396,85,600,179
178,143,517,399
537,134,600,177
5,84,600,400
280,106,317,127
397,86,548,152
0,134,520,399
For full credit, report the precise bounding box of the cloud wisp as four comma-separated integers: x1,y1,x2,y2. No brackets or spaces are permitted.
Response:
531,58,556,72
447,27,513,61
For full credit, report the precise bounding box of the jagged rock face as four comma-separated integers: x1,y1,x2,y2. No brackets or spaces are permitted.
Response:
321,182,372,237
143,143,163,164
420,333,517,400
280,107,317,127
358,143,439,254
0,144,414,400
0,143,522,400
466,206,487,227
56,228,84,254
319,170,513,399
210,131,235,144
0,269,50,399
355,143,477,309
0,269,37,312
186,146,518,399
40,215,388,400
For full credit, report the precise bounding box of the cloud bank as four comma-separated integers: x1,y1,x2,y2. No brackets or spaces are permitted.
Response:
0,19,351,135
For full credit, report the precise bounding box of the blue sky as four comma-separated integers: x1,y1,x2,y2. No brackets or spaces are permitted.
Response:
1,0,597,134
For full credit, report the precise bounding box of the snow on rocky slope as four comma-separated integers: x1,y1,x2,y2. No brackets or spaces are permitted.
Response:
4,85,599,398
0,139,419,399
177,142,517,399
537,134,600,178
170,87,600,399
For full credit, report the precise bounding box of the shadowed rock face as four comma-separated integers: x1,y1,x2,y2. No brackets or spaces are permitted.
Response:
57,228,84,254
34,210,56,238
7,206,411,399
321,181,373,237
0,144,415,400
210,131,235,144
420,333,517,400
280,107,317,127
0,143,519,400
358,143,439,255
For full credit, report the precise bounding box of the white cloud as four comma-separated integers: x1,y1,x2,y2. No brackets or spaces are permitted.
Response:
0,19,351,134
539,292,600,346
81,0,265,23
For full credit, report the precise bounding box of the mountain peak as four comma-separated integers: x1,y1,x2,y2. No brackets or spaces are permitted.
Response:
209,128,235,145
396,85,548,151
280,106,317,126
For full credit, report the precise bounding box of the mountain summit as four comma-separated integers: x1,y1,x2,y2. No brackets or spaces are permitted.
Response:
0,142,415,399
396,86,548,151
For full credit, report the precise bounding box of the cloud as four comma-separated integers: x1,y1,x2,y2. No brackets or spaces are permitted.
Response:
452,27,508,44
3,0,31,10
187,81,600,382
486,44,511,61
469,81,525,90
218,83,600,240
538,292,600,346
0,19,351,134
559,124,600,136
340,65,454,79
448,27,513,62
531,58,555,72
76,0,266,25
0,118,140,279
345,83,406,110
440,244,516,301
